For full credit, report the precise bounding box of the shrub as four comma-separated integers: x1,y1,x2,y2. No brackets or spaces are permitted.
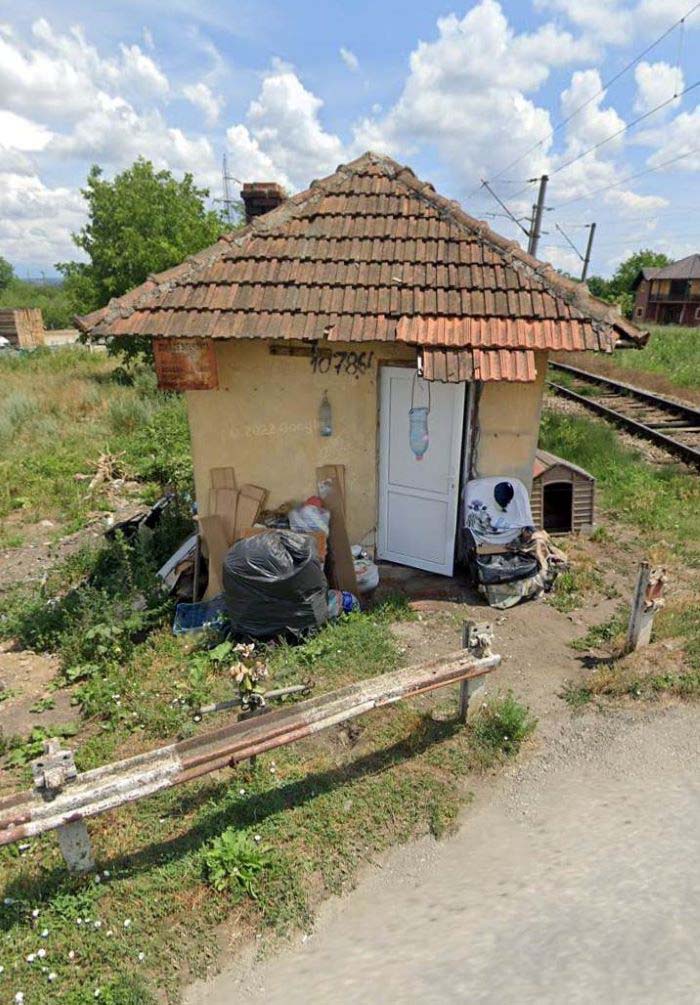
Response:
470,692,537,760
108,394,155,434
204,829,271,899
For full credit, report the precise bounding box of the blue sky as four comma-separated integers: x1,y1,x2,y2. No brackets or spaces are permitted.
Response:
0,0,698,278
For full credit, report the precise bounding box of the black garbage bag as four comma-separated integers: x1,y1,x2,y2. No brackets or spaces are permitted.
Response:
223,529,329,641
476,553,539,585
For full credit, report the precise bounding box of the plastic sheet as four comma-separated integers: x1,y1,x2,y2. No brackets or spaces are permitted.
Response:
223,529,329,641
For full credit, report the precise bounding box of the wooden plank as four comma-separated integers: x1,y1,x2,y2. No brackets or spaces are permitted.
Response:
234,491,262,540
209,488,239,545
197,515,229,598
317,467,358,594
317,464,346,507
239,484,268,509
210,467,237,490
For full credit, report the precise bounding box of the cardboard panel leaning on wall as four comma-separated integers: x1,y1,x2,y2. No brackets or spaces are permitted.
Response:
184,339,416,547
471,351,548,492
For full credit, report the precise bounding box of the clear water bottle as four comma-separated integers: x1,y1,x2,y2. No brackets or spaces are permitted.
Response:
409,406,429,460
319,391,332,437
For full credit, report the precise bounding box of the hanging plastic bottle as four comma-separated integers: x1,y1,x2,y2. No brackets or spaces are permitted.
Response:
319,390,332,437
409,374,431,460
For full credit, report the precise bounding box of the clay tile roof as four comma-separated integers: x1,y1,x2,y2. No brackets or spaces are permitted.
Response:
76,152,647,353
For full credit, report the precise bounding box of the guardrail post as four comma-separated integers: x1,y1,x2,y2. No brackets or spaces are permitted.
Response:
625,562,667,653
32,739,94,874
459,621,493,722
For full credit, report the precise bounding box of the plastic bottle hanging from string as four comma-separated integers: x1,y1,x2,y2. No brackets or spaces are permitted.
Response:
409,373,431,461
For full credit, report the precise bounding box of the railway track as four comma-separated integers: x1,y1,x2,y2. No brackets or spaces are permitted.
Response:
547,361,700,469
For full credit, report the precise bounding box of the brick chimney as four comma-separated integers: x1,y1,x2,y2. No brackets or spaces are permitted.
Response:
241,182,286,223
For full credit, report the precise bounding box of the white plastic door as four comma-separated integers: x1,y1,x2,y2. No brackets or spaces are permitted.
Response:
378,367,465,575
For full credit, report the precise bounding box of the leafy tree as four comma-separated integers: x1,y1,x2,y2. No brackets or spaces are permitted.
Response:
57,159,232,357
607,249,671,301
0,255,13,292
585,250,672,318
0,277,73,329
585,275,612,301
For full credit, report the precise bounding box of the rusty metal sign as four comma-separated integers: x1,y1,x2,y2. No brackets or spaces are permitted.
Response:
153,338,219,391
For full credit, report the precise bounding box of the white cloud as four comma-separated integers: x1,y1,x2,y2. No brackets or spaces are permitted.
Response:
244,65,345,185
339,47,359,72
558,69,626,158
534,0,629,46
646,105,700,171
0,171,86,266
117,43,169,98
349,0,596,194
634,61,683,114
611,189,668,213
225,124,291,188
0,18,169,122
50,91,217,181
0,110,52,151
183,81,224,125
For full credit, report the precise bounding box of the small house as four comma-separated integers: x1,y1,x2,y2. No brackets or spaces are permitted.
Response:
632,254,700,327
78,153,643,578
531,450,595,535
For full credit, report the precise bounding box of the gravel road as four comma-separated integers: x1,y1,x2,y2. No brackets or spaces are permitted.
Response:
185,704,700,1005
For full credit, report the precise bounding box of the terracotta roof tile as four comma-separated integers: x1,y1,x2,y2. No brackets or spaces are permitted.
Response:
77,152,646,350
421,347,537,383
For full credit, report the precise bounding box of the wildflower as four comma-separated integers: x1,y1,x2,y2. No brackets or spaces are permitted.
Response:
40,928,49,938
94,920,102,929
103,870,110,878
123,919,132,929
239,788,246,796
48,972,57,982
254,834,262,843
14,992,24,1003
26,955,36,964
138,952,145,961
68,951,75,960
94,875,101,884
31,909,39,918
37,949,46,959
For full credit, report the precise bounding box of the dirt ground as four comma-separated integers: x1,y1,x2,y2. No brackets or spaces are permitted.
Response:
189,703,700,1005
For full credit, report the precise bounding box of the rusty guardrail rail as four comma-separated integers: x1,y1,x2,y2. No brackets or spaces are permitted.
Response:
0,625,499,872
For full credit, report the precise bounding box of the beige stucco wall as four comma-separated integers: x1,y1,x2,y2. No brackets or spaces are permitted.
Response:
471,351,548,492
184,341,548,548
185,339,415,546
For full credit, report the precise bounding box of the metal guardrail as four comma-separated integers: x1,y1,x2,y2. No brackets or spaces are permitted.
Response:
0,626,500,873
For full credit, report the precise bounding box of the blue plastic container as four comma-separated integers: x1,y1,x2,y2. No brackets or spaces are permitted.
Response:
173,593,229,636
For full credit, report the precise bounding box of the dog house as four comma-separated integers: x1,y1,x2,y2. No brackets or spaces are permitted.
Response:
530,450,595,535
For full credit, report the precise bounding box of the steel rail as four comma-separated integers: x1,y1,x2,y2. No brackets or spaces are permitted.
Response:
0,650,500,849
547,363,700,469
549,362,700,423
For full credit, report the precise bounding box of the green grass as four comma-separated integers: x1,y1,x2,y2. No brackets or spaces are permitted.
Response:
565,598,700,706
539,407,700,563
0,348,192,538
0,548,536,1002
617,326,700,391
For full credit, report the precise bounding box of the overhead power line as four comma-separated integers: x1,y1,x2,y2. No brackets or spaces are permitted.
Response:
550,145,700,209
488,1,700,185
551,78,700,178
